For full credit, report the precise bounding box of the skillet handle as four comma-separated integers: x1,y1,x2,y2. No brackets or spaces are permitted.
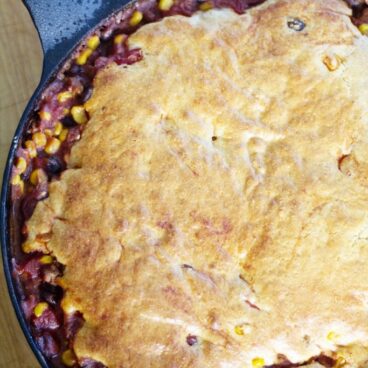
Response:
22,0,126,79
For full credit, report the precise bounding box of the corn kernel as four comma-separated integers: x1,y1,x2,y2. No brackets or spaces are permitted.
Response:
87,35,100,50
61,298,77,314
34,302,48,318
30,169,48,186
57,91,73,103
11,174,21,186
39,111,51,121
22,239,44,253
327,331,339,341
199,1,213,11
76,48,93,65
40,255,53,265
71,105,88,124
45,137,61,155
54,122,63,136
252,357,265,368
59,128,69,142
44,129,53,138
359,23,368,35
234,325,244,336
323,55,340,71
335,355,346,367
25,140,37,158
158,0,174,11
114,34,127,44
15,157,27,174
33,132,47,149
62,350,76,367
129,10,143,26
22,241,33,253
63,108,70,115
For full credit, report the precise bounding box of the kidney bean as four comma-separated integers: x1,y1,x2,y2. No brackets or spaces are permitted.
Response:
36,332,60,358
40,283,64,306
33,308,61,330
64,312,84,341
80,359,106,368
46,156,65,176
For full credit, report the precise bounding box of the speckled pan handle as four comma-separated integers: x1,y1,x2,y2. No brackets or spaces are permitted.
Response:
22,0,128,79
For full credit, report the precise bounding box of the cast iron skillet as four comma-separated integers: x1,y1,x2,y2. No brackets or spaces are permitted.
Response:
0,1,132,366
2,1,366,367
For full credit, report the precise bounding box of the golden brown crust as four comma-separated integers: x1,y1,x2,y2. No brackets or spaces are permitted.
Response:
26,0,368,366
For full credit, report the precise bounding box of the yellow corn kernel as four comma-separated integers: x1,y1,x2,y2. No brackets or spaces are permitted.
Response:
57,91,73,103
63,108,70,115
71,105,88,124
22,241,33,253
62,350,76,367
54,121,63,136
129,10,143,26
30,169,47,186
34,302,48,318
59,128,69,142
39,110,51,121
16,157,27,174
327,331,339,341
199,1,213,11
323,55,340,72
33,132,47,149
22,240,42,253
44,129,53,138
45,137,61,155
234,325,244,336
25,140,37,158
11,174,21,186
358,23,368,36
335,355,346,367
40,255,53,265
158,0,174,11
76,48,93,65
252,357,265,368
61,298,77,314
87,35,100,50
114,34,126,44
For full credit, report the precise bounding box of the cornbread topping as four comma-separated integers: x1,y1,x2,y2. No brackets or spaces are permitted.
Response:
10,0,368,367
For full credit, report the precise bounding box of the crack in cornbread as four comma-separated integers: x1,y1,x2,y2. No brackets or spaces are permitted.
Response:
25,0,368,366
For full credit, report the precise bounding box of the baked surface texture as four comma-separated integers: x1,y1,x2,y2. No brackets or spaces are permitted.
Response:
26,0,368,366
